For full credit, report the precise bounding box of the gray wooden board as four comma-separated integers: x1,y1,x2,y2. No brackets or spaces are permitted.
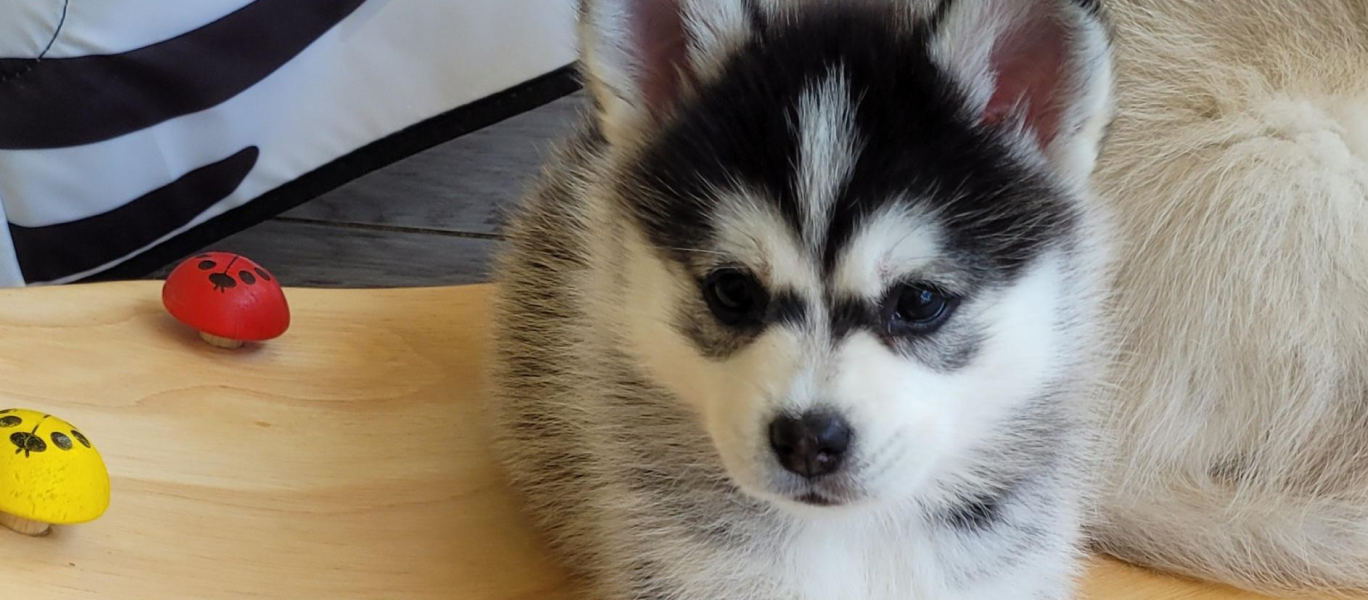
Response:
156,220,503,288
282,93,587,235
144,92,584,288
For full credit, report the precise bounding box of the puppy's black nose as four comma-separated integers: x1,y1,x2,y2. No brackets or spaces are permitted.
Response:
768,411,852,479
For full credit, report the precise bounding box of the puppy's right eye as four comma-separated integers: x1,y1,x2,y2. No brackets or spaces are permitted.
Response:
703,269,766,326
883,283,956,335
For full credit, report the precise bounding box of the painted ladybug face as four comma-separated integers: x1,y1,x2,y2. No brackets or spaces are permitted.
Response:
0,409,96,458
190,252,276,292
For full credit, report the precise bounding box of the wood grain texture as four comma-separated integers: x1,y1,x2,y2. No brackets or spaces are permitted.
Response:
282,94,587,235
159,220,503,288
0,281,1351,599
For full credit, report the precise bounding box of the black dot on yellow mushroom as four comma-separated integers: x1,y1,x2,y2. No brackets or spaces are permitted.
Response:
51,432,73,450
71,430,91,448
0,416,20,428
11,432,46,455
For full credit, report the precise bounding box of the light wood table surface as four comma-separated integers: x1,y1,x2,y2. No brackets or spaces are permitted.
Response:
0,282,1338,599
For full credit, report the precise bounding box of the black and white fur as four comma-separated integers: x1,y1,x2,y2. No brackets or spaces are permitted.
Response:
488,0,1114,598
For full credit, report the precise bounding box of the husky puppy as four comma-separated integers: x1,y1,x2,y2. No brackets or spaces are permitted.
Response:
1090,0,1368,594
487,0,1115,598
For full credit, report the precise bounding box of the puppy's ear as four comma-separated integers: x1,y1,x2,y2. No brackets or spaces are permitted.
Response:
931,0,1113,181
579,0,751,146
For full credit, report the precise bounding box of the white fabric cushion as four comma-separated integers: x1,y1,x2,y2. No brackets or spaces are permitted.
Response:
0,0,577,285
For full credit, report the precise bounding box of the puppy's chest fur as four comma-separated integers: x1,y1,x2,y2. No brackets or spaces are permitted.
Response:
669,502,1074,600
777,521,956,600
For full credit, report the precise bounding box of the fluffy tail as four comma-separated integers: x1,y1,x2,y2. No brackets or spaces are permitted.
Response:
1093,483,1368,594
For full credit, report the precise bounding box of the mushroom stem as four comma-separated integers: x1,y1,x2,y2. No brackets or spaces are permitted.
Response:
199,332,245,349
0,513,52,536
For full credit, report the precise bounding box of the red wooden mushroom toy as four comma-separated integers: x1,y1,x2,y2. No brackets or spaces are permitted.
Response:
162,252,291,349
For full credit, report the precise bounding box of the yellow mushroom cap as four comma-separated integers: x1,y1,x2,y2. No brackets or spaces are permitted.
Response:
0,409,110,525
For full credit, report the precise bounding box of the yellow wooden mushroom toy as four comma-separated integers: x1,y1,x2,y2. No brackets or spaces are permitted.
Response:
0,409,110,536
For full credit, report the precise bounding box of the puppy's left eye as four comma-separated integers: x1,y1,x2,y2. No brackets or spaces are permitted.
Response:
884,283,955,334
703,269,767,326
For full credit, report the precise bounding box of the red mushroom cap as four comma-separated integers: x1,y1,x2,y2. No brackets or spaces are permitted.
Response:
162,252,290,342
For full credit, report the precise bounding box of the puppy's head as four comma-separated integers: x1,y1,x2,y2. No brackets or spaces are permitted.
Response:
584,0,1113,512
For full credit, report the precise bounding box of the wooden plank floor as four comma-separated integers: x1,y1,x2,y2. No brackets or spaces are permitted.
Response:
3,280,1350,600
170,93,588,288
